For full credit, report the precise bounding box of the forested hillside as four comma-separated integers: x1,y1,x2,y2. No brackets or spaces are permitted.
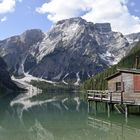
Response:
82,42,140,90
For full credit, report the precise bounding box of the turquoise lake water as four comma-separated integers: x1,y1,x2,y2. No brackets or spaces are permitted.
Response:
0,91,140,140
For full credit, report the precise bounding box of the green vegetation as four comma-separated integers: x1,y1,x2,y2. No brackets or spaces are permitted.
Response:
82,42,140,90
82,65,117,90
30,80,79,93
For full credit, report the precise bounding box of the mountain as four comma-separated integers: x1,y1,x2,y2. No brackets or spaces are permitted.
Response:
82,42,140,90
125,32,140,44
0,29,45,76
0,57,22,94
0,17,140,84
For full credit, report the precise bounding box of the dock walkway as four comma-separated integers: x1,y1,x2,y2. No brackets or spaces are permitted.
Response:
87,90,140,119
87,90,135,105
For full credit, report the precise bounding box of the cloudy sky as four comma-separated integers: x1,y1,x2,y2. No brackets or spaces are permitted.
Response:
0,0,140,39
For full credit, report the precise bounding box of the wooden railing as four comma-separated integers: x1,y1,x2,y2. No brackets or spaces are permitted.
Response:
87,90,112,102
87,90,135,104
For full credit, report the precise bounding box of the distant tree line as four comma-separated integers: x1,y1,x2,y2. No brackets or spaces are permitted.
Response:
82,42,140,90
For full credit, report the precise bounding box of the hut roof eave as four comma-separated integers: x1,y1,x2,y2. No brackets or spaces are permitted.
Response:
105,68,140,81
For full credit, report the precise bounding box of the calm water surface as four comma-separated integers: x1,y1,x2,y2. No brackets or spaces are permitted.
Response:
0,90,140,140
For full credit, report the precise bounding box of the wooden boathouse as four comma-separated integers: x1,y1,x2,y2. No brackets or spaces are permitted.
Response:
87,68,140,119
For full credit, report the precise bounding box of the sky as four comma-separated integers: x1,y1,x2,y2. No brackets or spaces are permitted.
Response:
0,0,140,40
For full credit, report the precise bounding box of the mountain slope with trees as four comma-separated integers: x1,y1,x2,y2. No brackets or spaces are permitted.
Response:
82,42,140,90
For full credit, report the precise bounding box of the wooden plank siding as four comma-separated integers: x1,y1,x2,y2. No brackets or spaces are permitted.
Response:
122,73,134,93
108,74,121,91
107,72,140,104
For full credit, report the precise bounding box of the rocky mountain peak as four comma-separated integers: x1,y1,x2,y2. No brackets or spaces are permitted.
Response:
56,17,87,26
0,18,140,84
55,17,112,33
20,29,45,45
94,23,111,33
53,17,89,35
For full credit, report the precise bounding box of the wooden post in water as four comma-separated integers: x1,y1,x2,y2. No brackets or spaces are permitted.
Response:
94,101,97,115
105,102,108,112
138,105,140,114
111,103,114,111
88,100,90,113
107,103,110,118
125,104,128,123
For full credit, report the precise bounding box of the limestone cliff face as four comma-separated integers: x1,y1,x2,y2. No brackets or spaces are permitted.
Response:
0,17,139,84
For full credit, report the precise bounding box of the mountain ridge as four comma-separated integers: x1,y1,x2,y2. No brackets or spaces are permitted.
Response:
0,17,140,84
82,42,140,90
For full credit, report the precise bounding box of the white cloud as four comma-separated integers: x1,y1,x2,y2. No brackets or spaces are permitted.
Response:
36,0,90,22
0,0,22,16
36,0,140,34
0,16,7,22
0,0,16,14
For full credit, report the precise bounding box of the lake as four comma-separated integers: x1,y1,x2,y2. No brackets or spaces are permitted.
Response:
0,89,140,140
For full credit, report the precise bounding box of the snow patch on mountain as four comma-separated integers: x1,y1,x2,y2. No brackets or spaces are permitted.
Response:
74,72,80,86
1,18,140,83
62,73,69,85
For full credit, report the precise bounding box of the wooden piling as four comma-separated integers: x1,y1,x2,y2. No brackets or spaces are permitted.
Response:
88,100,90,113
125,104,128,123
105,102,108,112
87,90,138,119
107,103,110,118
94,101,97,115
139,105,140,114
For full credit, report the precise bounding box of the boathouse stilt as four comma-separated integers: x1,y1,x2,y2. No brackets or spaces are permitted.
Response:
105,103,108,112
95,102,97,115
139,106,140,114
107,103,110,118
88,100,90,113
125,104,128,123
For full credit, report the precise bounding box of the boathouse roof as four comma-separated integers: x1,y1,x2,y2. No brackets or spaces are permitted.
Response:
106,68,140,80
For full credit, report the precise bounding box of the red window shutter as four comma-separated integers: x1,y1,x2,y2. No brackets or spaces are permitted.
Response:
134,75,140,92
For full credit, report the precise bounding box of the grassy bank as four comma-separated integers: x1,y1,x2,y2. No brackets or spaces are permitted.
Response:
30,80,80,93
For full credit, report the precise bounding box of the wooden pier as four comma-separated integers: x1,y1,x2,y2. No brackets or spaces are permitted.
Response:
87,90,135,104
87,90,140,120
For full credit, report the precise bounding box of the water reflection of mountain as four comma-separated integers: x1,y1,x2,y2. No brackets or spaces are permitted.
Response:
0,92,89,140
0,92,140,140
